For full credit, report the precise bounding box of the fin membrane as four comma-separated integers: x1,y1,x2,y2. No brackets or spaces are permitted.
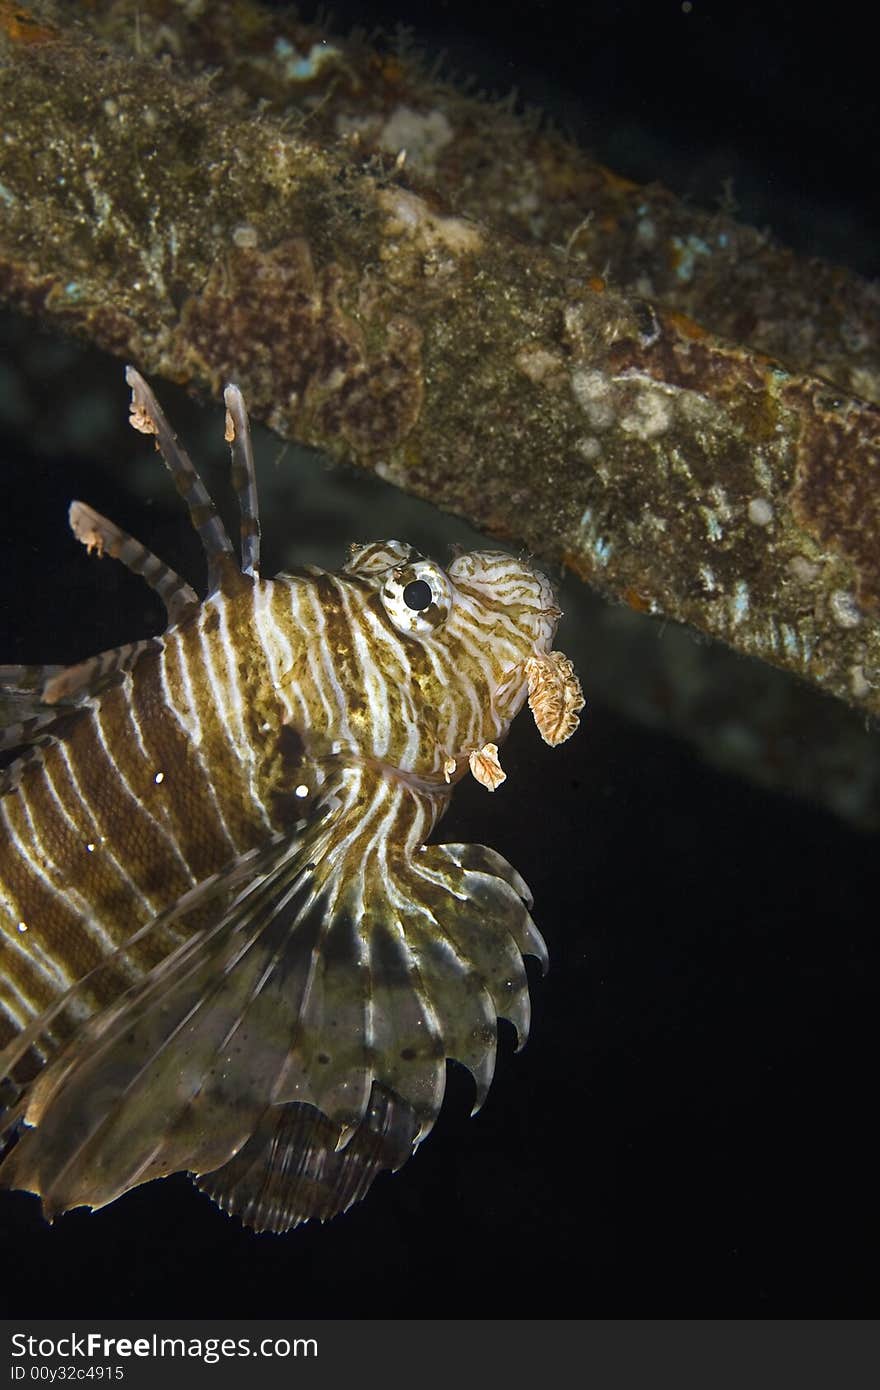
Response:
0,819,544,1229
195,1084,418,1233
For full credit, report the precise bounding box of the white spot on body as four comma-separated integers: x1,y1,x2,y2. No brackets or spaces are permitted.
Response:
154,771,165,784
17,922,27,933
295,784,309,799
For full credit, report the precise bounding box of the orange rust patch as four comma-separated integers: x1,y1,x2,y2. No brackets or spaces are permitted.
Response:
663,308,709,341
597,162,640,195
368,51,405,87
622,587,652,613
0,2,58,43
560,550,596,584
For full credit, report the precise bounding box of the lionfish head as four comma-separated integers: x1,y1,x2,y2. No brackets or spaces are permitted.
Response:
345,540,584,784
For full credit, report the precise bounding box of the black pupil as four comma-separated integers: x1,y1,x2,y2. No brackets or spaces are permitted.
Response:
403,579,433,612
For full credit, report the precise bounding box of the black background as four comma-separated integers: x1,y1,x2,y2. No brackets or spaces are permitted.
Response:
0,0,876,1316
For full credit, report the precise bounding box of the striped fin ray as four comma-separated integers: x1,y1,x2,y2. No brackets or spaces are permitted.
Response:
0,641,155,768
125,367,266,595
125,366,236,592
0,789,544,1228
0,665,65,698
2,371,261,759
0,371,264,759
0,661,104,782
40,640,158,706
68,500,199,626
0,666,67,753
223,385,261,578
0,641,156,795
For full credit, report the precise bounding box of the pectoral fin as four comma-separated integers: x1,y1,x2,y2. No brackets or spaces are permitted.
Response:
194,1084,418,1233
0,817,544,1229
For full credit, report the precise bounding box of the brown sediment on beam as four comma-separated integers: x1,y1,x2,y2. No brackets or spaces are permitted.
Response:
0,2,878,721
64,0,880,409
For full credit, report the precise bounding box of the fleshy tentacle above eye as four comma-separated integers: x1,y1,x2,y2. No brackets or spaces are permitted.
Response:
0,786,545,1229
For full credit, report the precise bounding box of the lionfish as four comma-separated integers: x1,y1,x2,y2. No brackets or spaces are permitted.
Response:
0,368,583,1233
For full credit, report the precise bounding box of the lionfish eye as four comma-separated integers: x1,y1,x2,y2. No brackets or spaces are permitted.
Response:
380,560,452,634
403,579,433,611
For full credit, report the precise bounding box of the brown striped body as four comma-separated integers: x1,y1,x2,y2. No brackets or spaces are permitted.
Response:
0,371,584,1231
1,582,271,1051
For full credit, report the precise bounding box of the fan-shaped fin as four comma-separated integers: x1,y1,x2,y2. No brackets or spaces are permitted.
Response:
0,832,283,1132
0,791,543,1229
194,1084,418,1233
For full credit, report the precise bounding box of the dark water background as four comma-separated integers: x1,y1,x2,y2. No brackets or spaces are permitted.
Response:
0,0,876,1316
